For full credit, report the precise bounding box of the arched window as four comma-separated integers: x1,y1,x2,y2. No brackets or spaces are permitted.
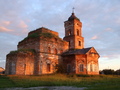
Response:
24,64,26,75
79,64,84,72
54,48,57,54
90,64,93,72
47,64,50,72
69,41,71,48
54,38,57,42
78,41,81,46
60,50,63,54
77,30,79,36
94,64,97,72
67,64,71,73
48,47,51,53
68,29,71,36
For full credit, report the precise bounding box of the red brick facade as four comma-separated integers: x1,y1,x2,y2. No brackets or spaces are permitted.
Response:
5,13,100,75
62,13,100,75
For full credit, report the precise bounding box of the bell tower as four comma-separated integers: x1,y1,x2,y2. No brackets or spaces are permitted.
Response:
63,12,84,49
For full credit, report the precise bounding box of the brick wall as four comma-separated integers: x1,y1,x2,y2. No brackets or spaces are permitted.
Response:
6,27,69,75
6,52,35,75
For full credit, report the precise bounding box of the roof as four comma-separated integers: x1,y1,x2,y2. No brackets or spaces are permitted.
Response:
0,67,4,71
28,27,59,36
62,47,92,55
68,13,80,21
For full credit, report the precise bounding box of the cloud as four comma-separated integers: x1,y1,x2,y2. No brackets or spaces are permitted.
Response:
99,54,120,70
0,19,29,36
91,35,98,40
0,61,5,69
1,21,11,26
0,0,120,70
0,26,13,32
105,28,112,31
115,18,120,24
18,20,28,28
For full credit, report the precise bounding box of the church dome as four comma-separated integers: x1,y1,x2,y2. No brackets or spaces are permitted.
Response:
68,13,80,21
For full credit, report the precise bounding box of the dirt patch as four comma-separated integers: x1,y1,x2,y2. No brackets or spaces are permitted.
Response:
1,86,87,90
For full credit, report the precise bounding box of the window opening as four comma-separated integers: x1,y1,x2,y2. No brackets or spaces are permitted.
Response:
78,41,81,46
80,64,84,72
68,29,71,36
54,48,57,54
47,64,50,72
60,50,63,54
48,47,51,53
67,64,71,73
77,30,79,36
55,38,57,42
90,64,93,72
69,41,71,48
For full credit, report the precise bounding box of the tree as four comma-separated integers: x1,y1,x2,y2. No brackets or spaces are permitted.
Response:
102,69,114,75
114,69,120,75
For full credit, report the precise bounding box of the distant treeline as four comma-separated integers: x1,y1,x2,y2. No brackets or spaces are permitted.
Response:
99,69,120,75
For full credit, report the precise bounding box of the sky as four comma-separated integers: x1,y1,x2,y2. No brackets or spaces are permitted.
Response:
0,0,120,70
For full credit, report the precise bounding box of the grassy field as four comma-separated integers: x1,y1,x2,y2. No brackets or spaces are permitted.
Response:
0,74,120,90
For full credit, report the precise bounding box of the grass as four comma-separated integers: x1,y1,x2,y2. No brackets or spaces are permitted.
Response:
9,49,36,54
0,74,120,90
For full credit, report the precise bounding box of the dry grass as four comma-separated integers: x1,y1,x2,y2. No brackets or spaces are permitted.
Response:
0,74,120,90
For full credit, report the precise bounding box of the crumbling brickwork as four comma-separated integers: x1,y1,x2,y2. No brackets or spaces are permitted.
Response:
6,27,68,75
62,13,99,75
6,51,35,75
5,12,100,75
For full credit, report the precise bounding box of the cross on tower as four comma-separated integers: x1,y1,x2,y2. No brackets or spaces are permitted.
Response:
72,7,75,13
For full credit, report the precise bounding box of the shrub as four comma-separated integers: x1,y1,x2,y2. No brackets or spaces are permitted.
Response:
55,64,66,73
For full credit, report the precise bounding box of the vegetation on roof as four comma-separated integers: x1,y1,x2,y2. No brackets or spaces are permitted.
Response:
23,32,59,41
10,49,36,54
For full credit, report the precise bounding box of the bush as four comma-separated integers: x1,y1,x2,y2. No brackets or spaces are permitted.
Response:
56,64,66,73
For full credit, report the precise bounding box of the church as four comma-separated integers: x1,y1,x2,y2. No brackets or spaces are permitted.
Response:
5,12,100,75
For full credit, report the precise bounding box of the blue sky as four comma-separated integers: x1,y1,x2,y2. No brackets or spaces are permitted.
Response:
0,0,120,70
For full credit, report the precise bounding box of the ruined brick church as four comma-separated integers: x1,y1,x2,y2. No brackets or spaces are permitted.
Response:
5,12,100,75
